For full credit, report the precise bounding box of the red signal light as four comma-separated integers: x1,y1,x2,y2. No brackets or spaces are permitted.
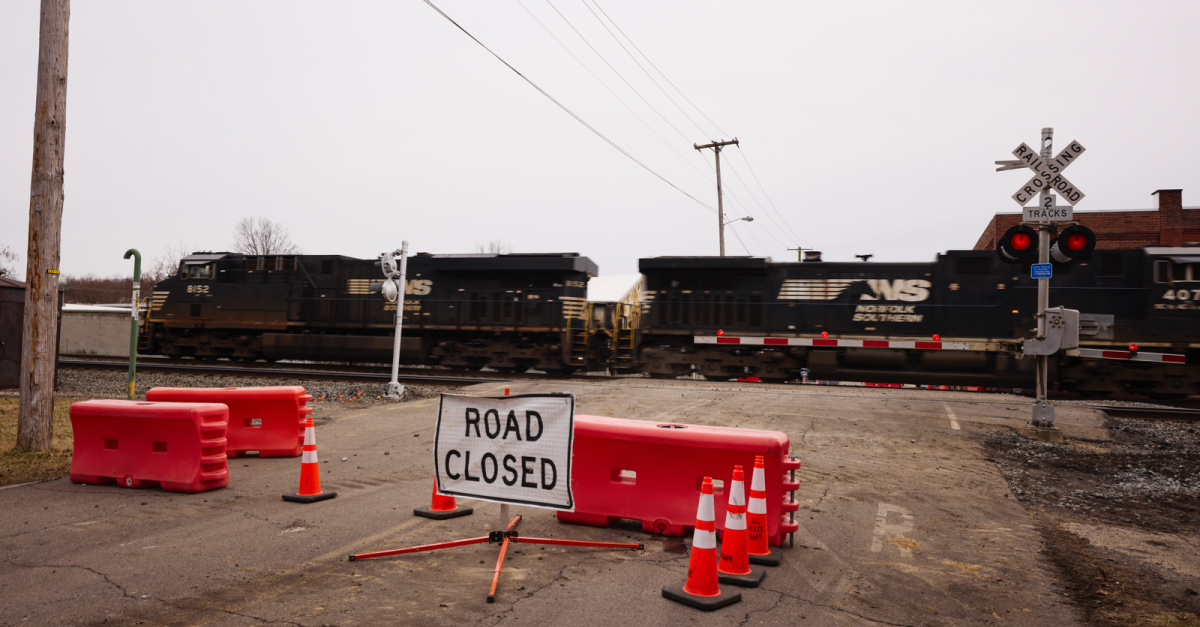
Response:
932,334,940,341
821,331,828,338
1128,344,1138,352
997,225,1039,264
717,329,724,337
1050,224,1096,263
1064,232,1088,251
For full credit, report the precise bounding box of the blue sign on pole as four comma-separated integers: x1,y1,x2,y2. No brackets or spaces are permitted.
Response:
1031,263,1053,279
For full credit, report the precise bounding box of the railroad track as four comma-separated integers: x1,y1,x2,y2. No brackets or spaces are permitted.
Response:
1089,404,1200,422
58,357,501,387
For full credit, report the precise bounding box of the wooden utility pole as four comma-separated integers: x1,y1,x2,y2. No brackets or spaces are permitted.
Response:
694,138,739,256
18,0,71,451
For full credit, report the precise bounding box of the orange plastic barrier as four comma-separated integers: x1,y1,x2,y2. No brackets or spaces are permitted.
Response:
69,400,229,493
556,415,800,547
145,386,311,458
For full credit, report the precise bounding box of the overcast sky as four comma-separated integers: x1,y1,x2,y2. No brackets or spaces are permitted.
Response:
3,1,1198,280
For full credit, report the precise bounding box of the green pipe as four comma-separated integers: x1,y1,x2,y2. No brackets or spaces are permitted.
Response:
124,249,141,399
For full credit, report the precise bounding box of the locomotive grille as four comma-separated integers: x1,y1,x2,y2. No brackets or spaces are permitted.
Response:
149,291,170,312
561,296,586,320
344,279,374,295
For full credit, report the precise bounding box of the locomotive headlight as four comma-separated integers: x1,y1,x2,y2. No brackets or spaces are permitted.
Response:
382,279,400,303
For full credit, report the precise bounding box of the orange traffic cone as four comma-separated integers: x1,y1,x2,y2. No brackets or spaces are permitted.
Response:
282,416,337,503
662,477,742,610
414,479,474,520
717,465,766,586
748,455,783,566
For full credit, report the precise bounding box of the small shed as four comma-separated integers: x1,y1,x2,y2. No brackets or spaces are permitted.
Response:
0,277,63,390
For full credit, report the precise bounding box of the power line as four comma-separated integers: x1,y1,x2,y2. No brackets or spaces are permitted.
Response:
587,1,732,139
541,0,693,146
420,0,718,214
581,0,710,139
515,0,716,187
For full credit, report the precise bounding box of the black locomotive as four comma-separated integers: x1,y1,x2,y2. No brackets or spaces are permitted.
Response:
636,246,1199,397
143,252,599,373
142,246,1199,398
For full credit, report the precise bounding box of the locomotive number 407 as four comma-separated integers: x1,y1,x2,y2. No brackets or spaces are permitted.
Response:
1162,289,1200,300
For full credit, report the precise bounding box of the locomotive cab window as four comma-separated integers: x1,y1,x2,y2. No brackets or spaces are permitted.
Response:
1155,258,1200,284
183,263,213,280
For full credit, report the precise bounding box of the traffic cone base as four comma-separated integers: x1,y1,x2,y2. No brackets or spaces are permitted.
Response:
413,504,474,520
749,547,783,567
414,480,474,519
283,490,337,503
662,581,741,611
717,564,766,587
283,416,336,504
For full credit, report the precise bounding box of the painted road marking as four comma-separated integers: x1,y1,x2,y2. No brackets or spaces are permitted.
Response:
944,404,961,430
872,502,915,558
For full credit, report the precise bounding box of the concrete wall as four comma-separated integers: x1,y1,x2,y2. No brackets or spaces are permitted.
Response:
59,307,136,357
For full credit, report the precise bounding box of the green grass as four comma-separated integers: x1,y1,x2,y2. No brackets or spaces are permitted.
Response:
0,397,74,487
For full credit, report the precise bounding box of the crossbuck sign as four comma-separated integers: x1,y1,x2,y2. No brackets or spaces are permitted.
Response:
1010,140,1086,207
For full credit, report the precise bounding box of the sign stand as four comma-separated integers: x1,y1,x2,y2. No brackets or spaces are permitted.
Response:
348,513,642,603
997,127,1087,433
349,392,642,602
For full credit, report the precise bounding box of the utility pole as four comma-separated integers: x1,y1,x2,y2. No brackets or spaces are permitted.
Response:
18,0,71,451
694,138,739,256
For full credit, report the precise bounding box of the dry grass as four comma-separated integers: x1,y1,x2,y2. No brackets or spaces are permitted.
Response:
0,397,75,487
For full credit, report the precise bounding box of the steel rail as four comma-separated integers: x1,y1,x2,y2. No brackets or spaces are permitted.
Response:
58,358,499,387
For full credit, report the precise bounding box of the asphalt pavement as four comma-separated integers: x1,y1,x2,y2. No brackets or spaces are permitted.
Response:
0,379,1107,626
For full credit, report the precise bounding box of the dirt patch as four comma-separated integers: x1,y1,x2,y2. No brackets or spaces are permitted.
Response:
0,397,74,487
985,417,1200,626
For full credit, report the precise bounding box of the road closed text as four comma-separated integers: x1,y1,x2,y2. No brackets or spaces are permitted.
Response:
442,408,557,489
433,393,575,510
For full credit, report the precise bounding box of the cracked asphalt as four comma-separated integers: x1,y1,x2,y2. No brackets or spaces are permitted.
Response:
0,378,1139,625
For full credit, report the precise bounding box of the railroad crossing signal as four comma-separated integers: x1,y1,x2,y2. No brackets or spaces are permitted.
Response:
999,139,1087,208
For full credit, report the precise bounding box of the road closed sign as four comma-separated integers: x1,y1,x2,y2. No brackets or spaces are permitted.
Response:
433,393,575,511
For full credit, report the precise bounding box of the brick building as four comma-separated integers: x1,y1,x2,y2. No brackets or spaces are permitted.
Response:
974,189,1200,251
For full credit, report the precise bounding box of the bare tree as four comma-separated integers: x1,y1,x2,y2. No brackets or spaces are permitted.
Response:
232,217,301,256
474,239,513,254
145,240,200,283
0,244,20,279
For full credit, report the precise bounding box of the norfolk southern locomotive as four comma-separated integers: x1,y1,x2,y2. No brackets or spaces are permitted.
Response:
636,246,1199,398
142,246,1199,397
143,252,599,374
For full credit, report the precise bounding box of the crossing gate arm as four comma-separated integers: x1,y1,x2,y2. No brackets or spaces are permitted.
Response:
694,335,979,351
1074,348,1187,364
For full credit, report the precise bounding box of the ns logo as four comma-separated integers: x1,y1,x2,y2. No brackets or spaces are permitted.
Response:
406,279,433,296
859,279,930,302
777,278,932,302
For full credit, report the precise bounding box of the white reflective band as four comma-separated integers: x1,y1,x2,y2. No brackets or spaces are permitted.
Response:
302,449,318,464
693,529,717,550
751,469,765,491
696,335,970,351
729,480,745,504
303,428,316,446
725,511,747,530
1077,348,1186,364
748,497,767,515
697,495,714,523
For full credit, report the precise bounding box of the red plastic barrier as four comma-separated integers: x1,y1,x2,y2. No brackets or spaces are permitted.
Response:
556,415,801,547
145,386,311,458
69,400,229,493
